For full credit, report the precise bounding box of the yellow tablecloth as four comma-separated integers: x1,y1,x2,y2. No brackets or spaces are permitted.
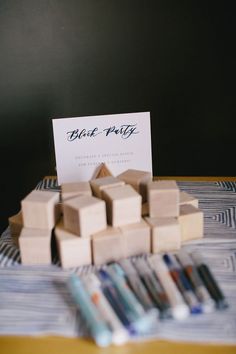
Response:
1,336,236,354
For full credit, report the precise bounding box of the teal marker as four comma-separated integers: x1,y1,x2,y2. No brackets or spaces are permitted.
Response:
107,263,157,334
68,274,112,347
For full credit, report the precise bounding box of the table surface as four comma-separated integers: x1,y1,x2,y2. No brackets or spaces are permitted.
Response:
1,176,236,354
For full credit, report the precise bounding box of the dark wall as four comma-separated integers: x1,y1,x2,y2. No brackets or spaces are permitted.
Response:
0,1,235,232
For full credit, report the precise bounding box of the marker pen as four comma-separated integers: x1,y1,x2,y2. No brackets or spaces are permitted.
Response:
68,274,112,347
147,255,189,320
119,258,158,313
98,269,135,334
176,250,215,313
163,254,202,314
133,257,172,318
191,252,229,310
107,263,158,333
82,273,128,345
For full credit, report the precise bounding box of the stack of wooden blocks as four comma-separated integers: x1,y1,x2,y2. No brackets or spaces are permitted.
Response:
19,190,60,265
14,168,203,268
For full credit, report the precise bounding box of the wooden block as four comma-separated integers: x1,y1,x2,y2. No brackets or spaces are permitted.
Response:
178,204,204,242
117,169,152,201
148,180,179,218
54,219,92,269
92,227,125,265
145,217,181,253
19,227,52,265
8,211,23,246
92,163,113,179
179,191,198,208
102,185,142,227
21,190,60,230
61,182,92,201
63,195,107,237
90,176,125,198
119,219,151,257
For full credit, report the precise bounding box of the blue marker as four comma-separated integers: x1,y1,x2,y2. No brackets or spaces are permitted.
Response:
98,269,136,334
68,274,112,347
163,254,202,314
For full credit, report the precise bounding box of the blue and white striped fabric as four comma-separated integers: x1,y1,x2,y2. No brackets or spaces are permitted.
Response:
0,180,236,343
0,266,79,336
35,178,60,192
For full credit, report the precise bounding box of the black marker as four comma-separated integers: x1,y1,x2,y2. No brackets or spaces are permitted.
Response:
191,252,228,310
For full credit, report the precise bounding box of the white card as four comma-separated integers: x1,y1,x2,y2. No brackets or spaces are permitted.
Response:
52,112,152,184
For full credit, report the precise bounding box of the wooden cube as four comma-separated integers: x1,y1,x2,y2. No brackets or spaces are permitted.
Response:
90,176,125,198
179,191,198,208
145,217,181,253
63,195,107,237
148,180,179,218
119,219,151,257
54,219,92,269
117,169,152,201
61,182,92,201
21,190,60,230
8,211,23,246
178,204,204,242
92,227,125,265
19,227,52,265
102,185,142,227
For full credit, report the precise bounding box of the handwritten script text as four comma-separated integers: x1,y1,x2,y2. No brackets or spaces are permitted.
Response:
67,124,139,141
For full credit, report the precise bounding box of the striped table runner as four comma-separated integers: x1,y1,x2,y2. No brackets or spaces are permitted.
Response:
0,180,236,343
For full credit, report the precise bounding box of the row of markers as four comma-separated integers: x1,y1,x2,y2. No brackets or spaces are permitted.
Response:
68,250,228,347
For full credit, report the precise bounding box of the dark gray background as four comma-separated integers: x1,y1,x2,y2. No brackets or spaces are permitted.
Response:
0,1,235,233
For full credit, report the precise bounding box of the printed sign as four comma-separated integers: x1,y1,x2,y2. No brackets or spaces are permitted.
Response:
52,112,152,184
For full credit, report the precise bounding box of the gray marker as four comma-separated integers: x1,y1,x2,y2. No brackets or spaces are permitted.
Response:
134,258,172,318
119,258,158,314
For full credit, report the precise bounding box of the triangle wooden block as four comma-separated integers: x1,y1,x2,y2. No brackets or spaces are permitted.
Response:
93,163,113,179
